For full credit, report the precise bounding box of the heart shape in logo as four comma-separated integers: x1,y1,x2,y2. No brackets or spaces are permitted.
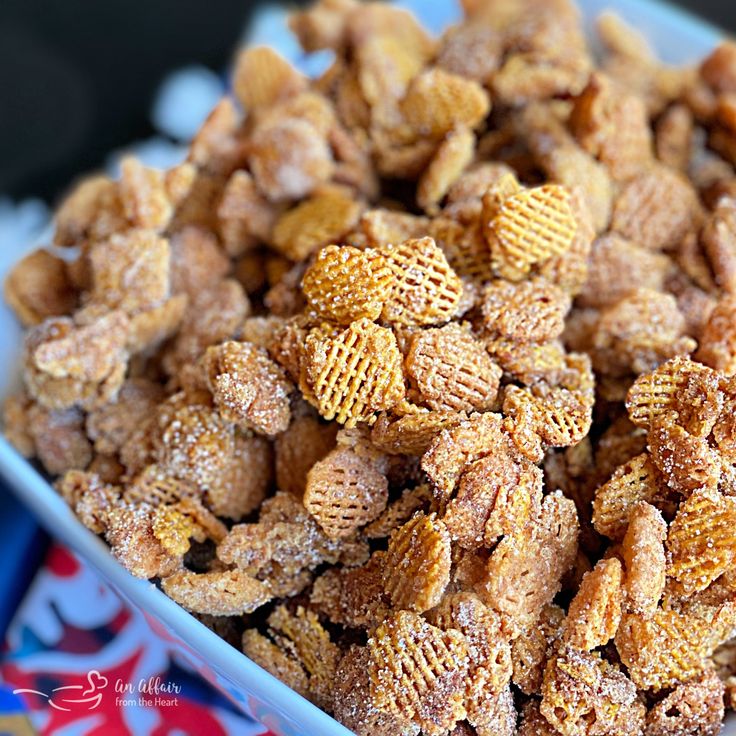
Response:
84,670,108,695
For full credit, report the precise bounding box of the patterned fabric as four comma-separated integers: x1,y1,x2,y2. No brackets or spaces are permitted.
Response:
0,544,272,736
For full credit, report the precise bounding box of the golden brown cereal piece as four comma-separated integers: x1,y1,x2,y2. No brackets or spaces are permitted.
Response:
383,512,451,613
163,279,250,371
422,411,507,498
316,549,389,630
536,186,595,298
4,249,77,327
592,289,696,377
517,700,559,736
53,175,126,248
106,503,181,579
208,433,272,520
161,568,272,615
405,323,501,413
436,20,501,83
503,384,592,463
371,410,463,457
592,453,670,541
24,311,129,411
701,42,736,94
645,670,724,736
333,645,420,736
485,184,577,281
713,381,736,463
304,445,388,538
540,646,645,736
86,378,164,455
242,629,310,699
118,158,185,232
360,209,430,249
621,502,666,614
481,172,523,224
667,489,736,596
481,278,571,344
626,357,718,431
429,592,512,700
267,605,341,711
569,72,653,181
88,229,170,314
401,68,490,138
520,104,613,234
204,341,292,436
300,318,405,426
417,126,475,214
368,610,469,735
701,198,736,294
263,261,308,317
271,187,361,261
616,600,736,690
648,414,721,494
186,97,246,175
364,485,432,538
155,403,234,491
511,604,565,696
151,504,201,557
274,410,337,498
485,339,565,386
576,233,673,310
444,452,542,549
127,297,187,359
564,558,623,651
27,404,92,476
610,164,700,251
122,463,198,506
696,295,736,375
465,682,516,736
478,493,579,633
248,118,334,202
428,219,492,286
656,103,694,170
169,226,230,298
218,490,363,578
240,315,285,350
233,46,306,111
301,245,393,324
57,469,119,533
288,0,356,51
217,169,277,247
380,237,464,326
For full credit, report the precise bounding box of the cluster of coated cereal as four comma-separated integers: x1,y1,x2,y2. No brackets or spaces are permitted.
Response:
6,0,736,733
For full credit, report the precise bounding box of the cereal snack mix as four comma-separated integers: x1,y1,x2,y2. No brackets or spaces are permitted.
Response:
7,0,736,733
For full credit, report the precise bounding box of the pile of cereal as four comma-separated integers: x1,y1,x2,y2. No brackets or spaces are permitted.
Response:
6,0,736,732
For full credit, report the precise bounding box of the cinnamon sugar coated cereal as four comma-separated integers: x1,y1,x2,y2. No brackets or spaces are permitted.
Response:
9,0,736,733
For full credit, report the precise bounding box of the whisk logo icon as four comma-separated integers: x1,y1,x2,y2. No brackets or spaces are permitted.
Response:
13,670,107,711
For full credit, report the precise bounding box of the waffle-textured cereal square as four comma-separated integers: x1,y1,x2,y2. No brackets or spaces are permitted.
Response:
485,184,578,281
380,237,464,326
383,512,451,612
368,610,469,735
304,445,388,538
301,245,393,324
405,323,502,413
300,318,405,426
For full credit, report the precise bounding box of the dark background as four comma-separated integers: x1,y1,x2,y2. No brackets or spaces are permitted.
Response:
0,0,731,204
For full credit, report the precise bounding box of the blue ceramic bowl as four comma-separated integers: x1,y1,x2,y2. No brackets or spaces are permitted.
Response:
0,1,725,734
